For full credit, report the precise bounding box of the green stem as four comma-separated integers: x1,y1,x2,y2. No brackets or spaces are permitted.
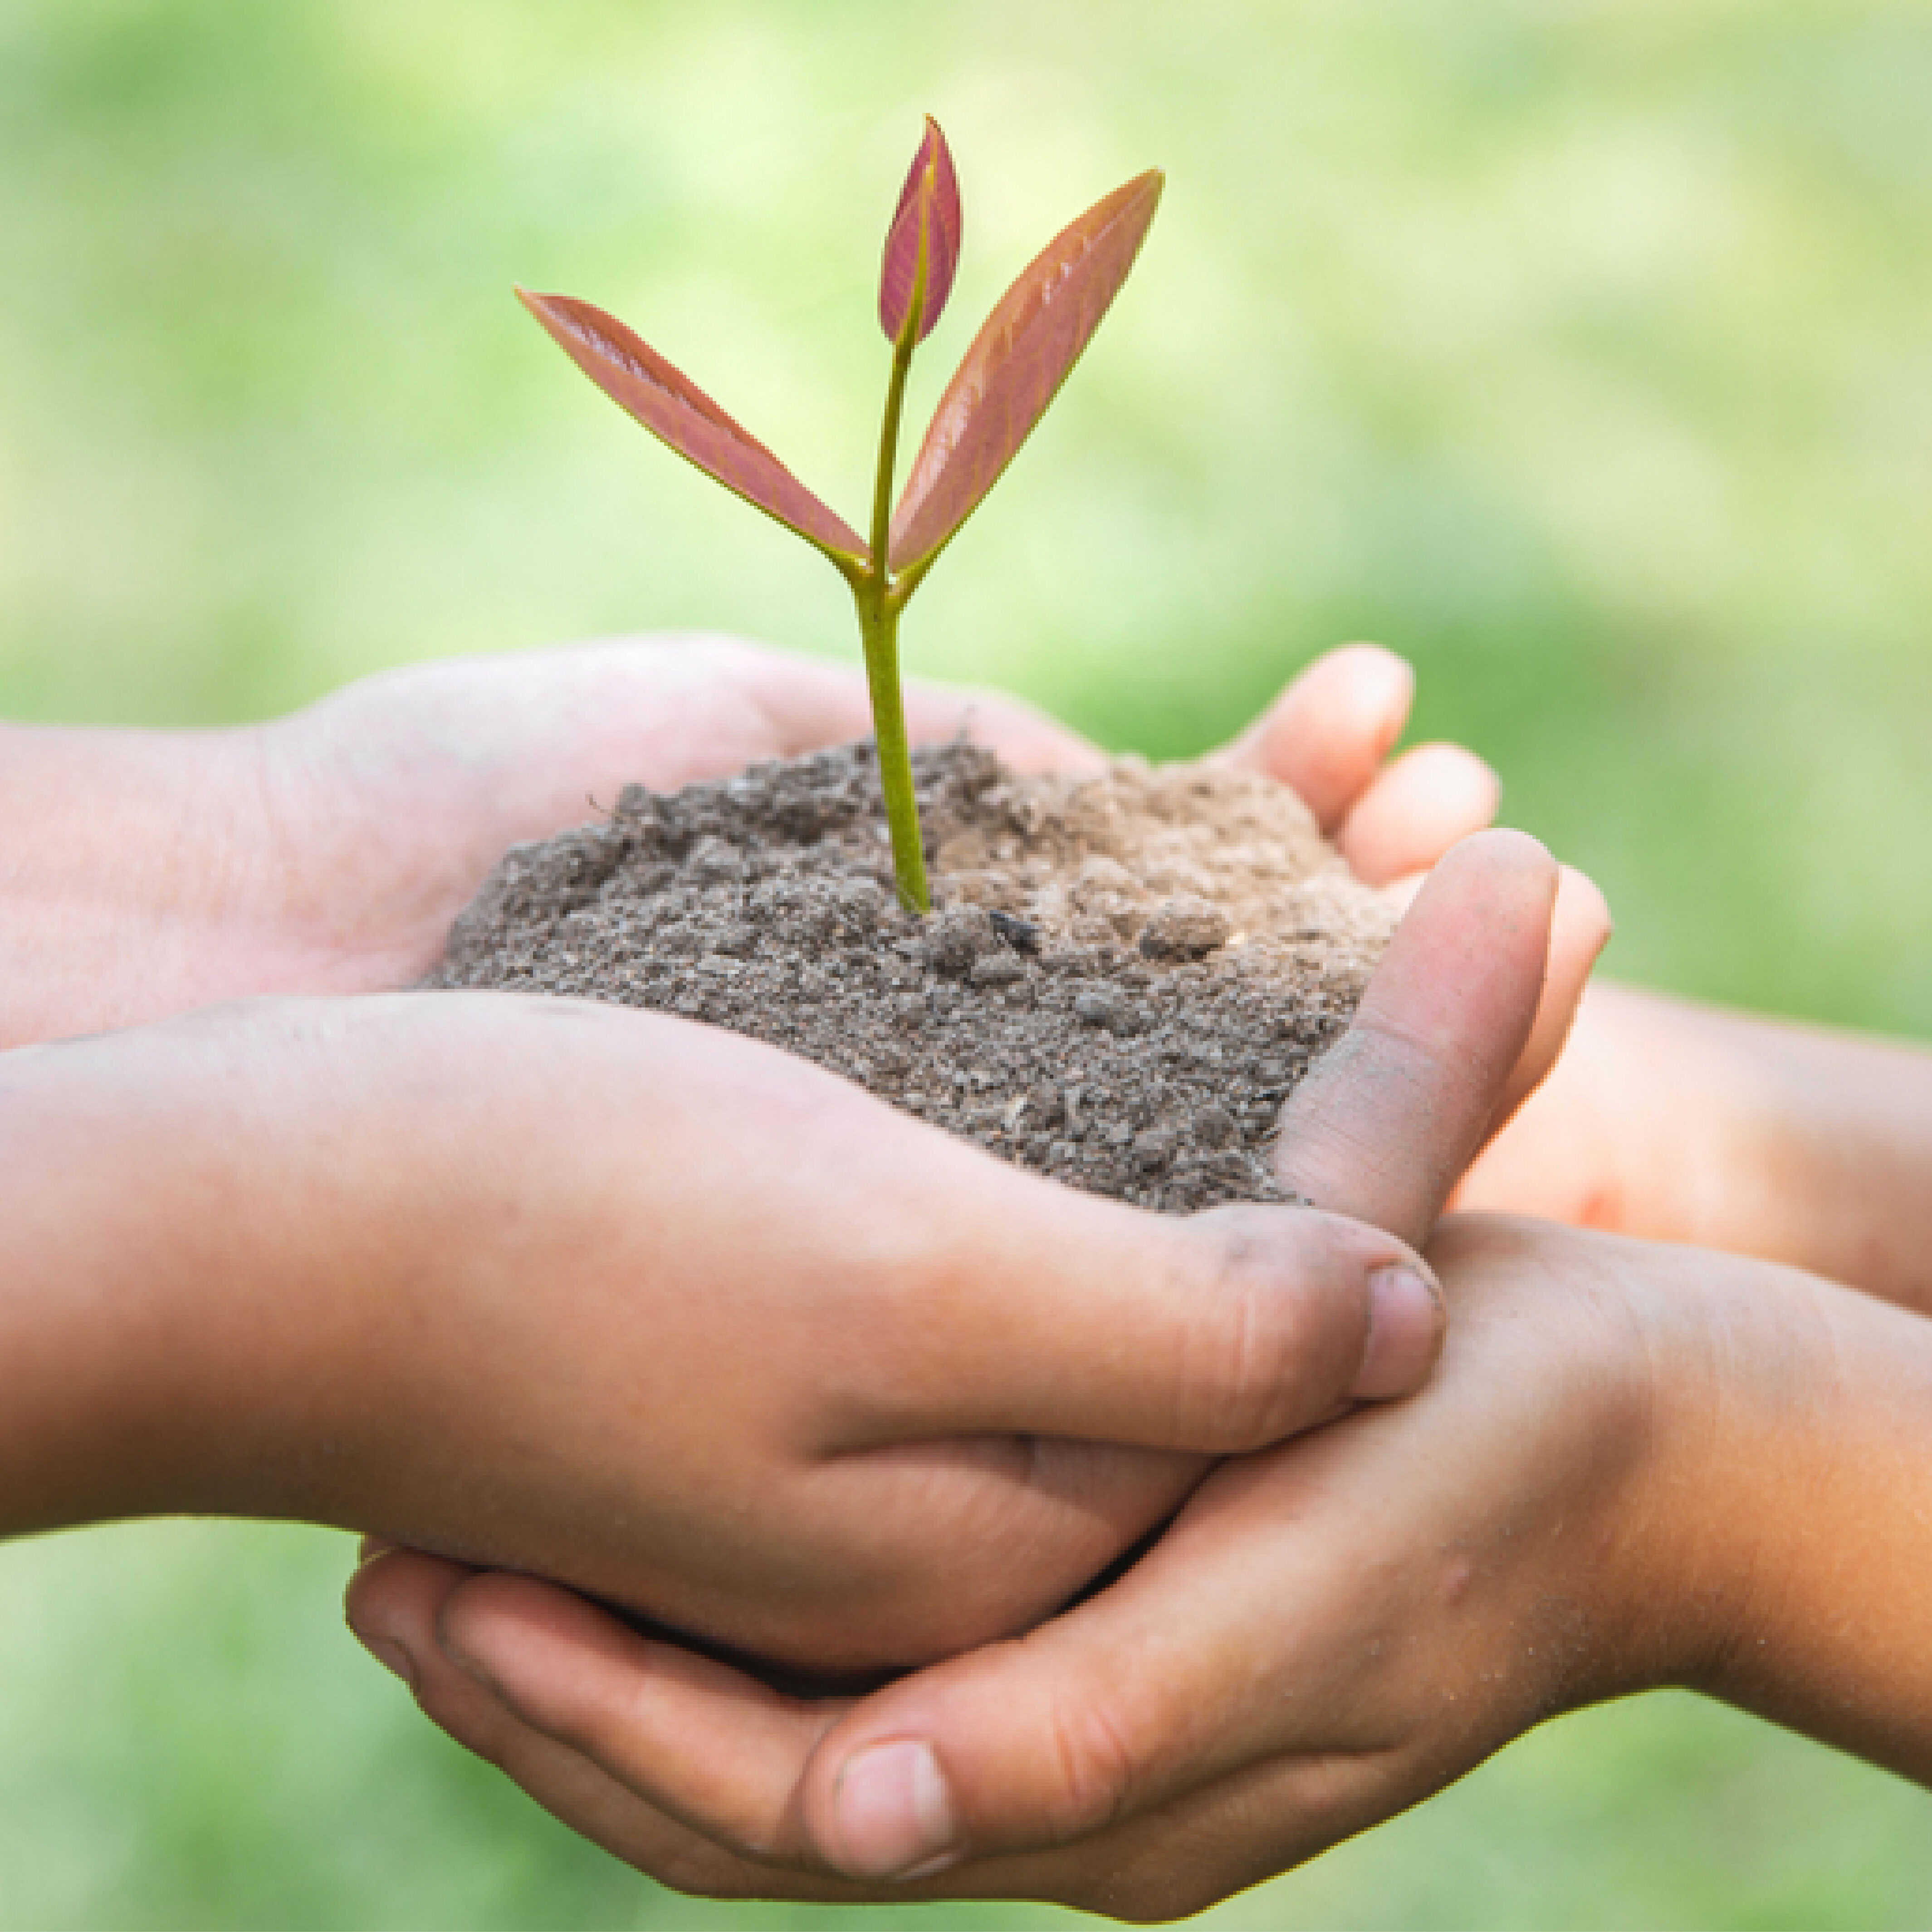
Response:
856,585,929,912
871,328,916,567
856,304,929,914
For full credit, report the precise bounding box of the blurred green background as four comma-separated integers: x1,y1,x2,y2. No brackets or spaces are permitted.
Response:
2,0,1929,1924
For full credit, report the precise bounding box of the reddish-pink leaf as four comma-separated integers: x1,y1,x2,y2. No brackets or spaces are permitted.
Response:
878,117,962,345
890,170,1162,574
518,289,867,562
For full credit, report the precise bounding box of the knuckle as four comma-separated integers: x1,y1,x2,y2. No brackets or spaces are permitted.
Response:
1042,1679,1144,1843
1181,1211,1364,1446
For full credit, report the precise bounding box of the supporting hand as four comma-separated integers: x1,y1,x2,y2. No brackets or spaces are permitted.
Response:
0,636,1090,1046
1455,983,1932,1314
348,1203,1932,1917
3,633,1497,1048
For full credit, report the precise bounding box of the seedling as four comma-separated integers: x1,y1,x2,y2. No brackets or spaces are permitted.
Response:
518,120,1161,912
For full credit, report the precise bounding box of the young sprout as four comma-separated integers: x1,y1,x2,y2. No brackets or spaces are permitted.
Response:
518,120,1162,912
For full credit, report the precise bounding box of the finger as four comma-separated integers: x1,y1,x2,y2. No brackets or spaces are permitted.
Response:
795,1219,1624,1885
807,1729,1426,1915
1274,828,1555,1247
426,1560,1427,1915
1219,644,1414,832
1335,743,1501,885
412,1565,1145,1907
794,1436,1404,1881
437,1572,846,1862
351,1553,866,1903
436,1696,818,1903
344,1544,475,1693
993,1742,1438,1922
861,1187,1444,1455
1374,863,1613,1138
1491,863,1614,1129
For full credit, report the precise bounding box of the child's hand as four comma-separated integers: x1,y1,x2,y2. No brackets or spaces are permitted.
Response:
347,1211,1932,1916
0,983,1447,1677
2,634,1495,1047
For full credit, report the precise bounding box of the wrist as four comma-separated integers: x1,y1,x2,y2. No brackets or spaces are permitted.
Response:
1585,1244,1795,1699
1410,1222,1761,1723
1683,1266,1932,1777
1485,1233,1823,1712
1604,1236,1932,1777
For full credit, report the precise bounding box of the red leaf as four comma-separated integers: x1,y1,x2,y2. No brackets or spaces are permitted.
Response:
890,170,1162,574
518,289,867,562
878,117,963,346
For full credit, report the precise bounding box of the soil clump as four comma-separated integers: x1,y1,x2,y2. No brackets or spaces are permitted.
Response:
429,741,1396,1211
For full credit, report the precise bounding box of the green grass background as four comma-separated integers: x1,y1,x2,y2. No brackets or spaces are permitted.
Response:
2,1,1930,1923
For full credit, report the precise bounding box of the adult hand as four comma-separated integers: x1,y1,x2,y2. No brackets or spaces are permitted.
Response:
1218,641,1502,888
1455,984,1932,1316
1,633,1506,1048
346,830,1619,1883
347,1204,1932,1917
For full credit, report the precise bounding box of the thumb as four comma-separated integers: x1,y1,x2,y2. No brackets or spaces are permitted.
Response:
869,1184,1447,1459
1274,827,1557,1248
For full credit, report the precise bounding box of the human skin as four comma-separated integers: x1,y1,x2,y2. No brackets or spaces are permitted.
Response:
0,988,1449,1674
342,851,1932,1908
352,1213,1932,1916
0,633,1510,1049
0,634,1102,1048
341,830,1620,1839
0,634,1598,1673
1458,982,1932,1315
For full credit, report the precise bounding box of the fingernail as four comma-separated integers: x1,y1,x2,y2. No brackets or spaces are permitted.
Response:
829,1740,961,1881
350,1625,418,1692
1352,1264,1444,1399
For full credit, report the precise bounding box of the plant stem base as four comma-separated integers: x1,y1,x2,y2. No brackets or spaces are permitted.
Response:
428,742,1397,1213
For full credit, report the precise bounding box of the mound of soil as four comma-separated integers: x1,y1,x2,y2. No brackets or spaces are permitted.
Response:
428,741,1396,1211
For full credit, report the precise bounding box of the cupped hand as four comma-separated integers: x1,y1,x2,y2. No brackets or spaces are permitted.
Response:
179,983,1442,1680
6,632,1503,1046
343,1213,1726,1914
6,636,1093,1045
281,632,1590,1106
275,633,1515,982
346,829,1617,1886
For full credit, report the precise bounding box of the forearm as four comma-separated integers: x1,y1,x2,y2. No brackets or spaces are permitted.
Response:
0,1009,371,1533
1683,1259,1932,1782
1693,998,1932,1312
0,723,285,1047
1481,984,1932,1313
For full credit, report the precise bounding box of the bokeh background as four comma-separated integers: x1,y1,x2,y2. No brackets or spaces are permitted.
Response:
2,1,1930,1924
